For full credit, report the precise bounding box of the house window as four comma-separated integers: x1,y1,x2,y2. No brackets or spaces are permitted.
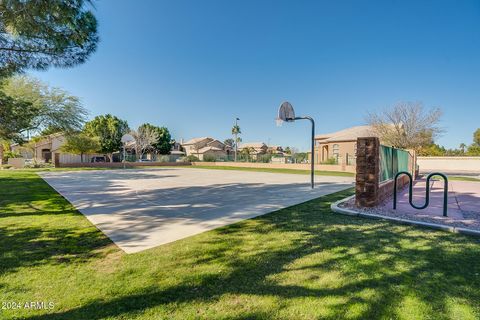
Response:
332,144,339,156
332,144,340,163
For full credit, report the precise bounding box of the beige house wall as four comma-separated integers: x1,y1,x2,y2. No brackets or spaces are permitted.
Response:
183,138,230,160
314,140,356,164
29,134,66,162
183,145,198,157
51,135,66,151
183,139,212,157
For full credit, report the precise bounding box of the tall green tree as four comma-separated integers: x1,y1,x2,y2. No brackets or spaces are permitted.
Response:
139,123,172,155
466,145,480,156
240,146,255,162
231,124,241,136
231,123,241,146
0,90,36,142
61,133,100,163
417,144,446,156
474,128,480,146
84,114,129,162
223,139,234,148
2,76,87,138
0,0,98,78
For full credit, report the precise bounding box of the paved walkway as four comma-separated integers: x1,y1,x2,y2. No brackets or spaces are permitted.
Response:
40,168,353,253
380,178,480,227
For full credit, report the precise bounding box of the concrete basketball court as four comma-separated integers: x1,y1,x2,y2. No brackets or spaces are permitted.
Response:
39,168,354,253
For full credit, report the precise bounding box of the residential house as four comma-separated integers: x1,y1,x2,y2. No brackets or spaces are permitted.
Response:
169,140,185,161
238,142,268,160
181,137,231,160
11,133,105,164
122,139,185,162
314,125,378,164
11,132,65,163
267,145,284,156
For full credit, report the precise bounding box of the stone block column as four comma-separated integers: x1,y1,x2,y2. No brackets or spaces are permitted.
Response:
355,137,380,207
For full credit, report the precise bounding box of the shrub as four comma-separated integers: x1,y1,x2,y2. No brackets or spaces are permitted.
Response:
2,151,21,162
257,154,272,163
157,155,171,163
321,157,338,165
24,161,54,169
203,154,216,162
184,155,200,162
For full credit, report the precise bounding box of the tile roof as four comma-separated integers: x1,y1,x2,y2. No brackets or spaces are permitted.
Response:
182,137,212,145
315,125,377,142
239,142,267,149
197,146,225,153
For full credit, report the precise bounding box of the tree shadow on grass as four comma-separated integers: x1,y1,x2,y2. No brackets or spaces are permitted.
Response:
0,172,114,274
24,190,480,320
0,225,112,275
0,173,79,218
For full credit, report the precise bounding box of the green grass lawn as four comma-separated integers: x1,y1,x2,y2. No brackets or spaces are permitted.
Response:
449,176,480,182
1,170,480,319
187,165,355,177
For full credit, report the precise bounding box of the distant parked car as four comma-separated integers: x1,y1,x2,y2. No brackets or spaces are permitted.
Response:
91,156,106,163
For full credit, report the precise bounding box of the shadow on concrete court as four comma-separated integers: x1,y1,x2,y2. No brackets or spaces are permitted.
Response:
39,168,354,253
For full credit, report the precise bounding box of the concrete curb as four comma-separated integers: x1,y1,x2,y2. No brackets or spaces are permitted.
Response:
331,196,480,237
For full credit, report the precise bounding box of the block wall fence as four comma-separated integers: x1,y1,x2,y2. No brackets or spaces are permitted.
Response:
355,137,413,207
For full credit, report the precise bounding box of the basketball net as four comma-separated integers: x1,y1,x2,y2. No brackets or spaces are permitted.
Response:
275,118,284,127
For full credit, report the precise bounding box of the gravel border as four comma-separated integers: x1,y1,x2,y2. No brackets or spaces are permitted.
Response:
331,195,480,237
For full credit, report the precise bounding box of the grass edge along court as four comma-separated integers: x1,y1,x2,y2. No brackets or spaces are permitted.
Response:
180,165,355,177
1,170,480,319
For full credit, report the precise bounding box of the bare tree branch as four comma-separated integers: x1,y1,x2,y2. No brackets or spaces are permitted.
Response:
130,126,159,161
367,102,444,150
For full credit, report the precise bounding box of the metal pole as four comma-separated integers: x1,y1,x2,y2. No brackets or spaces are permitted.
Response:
292,116,315,189
123,144,126,169
234,118,238,162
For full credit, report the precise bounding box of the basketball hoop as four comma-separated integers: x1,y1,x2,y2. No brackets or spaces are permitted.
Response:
274,101,316,189
121,134,135,144
277,101,296,123
121,134,135,168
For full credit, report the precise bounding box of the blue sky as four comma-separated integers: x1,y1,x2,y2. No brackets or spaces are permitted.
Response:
32,0,480,150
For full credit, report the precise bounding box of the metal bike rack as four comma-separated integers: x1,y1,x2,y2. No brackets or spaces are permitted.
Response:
393,171,449,217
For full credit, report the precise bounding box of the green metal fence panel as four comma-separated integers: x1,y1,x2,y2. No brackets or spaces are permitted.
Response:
379,145,411,182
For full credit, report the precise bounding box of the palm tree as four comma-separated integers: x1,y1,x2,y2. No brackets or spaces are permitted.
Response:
460,143,467,154
240,146,255,162
232,118,241,161
231,124,241,135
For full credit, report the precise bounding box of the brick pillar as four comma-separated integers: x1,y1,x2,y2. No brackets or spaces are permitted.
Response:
355,137,380,207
